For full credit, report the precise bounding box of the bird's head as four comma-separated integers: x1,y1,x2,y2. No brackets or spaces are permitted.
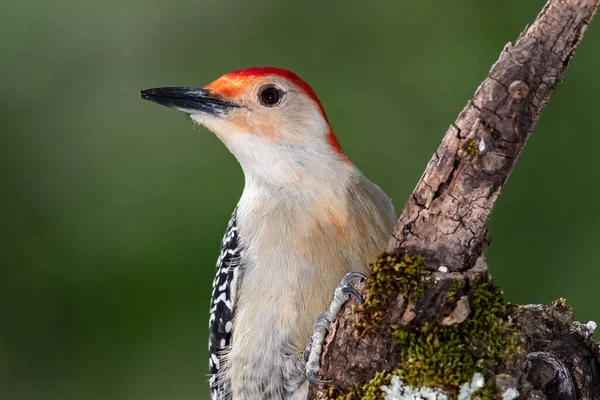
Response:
141,67,351,186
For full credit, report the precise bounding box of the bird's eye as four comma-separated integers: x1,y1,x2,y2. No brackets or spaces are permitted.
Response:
258,85,284,107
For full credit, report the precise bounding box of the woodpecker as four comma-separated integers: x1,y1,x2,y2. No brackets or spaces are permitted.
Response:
141,67,396,400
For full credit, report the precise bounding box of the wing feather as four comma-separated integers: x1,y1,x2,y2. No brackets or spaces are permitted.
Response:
208,207,243,400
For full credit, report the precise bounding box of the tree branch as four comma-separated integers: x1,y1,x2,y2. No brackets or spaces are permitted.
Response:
308,0,600,398
389,0,599,272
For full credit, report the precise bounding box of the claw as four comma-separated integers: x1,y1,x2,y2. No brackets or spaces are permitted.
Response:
341,272,366,286
339,272,365,303
305,271,367,388
306,369,331,386
340,285,363,303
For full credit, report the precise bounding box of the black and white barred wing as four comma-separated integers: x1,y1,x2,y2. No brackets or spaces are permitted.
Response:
208,207,243,400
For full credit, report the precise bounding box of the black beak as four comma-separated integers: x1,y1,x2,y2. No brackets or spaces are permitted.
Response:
140,86,239,116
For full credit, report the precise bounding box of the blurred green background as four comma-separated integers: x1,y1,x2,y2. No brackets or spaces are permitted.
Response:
1,0,599,398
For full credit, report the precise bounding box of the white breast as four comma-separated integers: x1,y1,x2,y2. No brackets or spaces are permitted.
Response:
223,166,396,400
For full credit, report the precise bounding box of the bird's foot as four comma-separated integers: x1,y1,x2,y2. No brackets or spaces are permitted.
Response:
305,272,366,386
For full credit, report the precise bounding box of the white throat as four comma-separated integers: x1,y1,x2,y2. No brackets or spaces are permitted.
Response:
228,134,351,190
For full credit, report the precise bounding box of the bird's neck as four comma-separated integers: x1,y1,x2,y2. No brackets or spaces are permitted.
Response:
224,133,354,195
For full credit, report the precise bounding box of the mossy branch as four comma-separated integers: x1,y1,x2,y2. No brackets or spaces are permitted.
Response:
308,0,600,399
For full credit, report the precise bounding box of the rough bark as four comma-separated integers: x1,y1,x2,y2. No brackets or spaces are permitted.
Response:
308,0,600,398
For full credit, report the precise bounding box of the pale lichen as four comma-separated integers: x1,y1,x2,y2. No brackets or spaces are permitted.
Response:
381,375,449,400
501,388,519,400
328,373,516,400
586,320,597,334
457,373,485,400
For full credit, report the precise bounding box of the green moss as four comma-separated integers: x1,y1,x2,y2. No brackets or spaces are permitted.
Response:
325,371,392,400
326,256,523,400
458,139,479,158
391,282,523,398
353,253,428,337
552,297,572,311
445,280,466,307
